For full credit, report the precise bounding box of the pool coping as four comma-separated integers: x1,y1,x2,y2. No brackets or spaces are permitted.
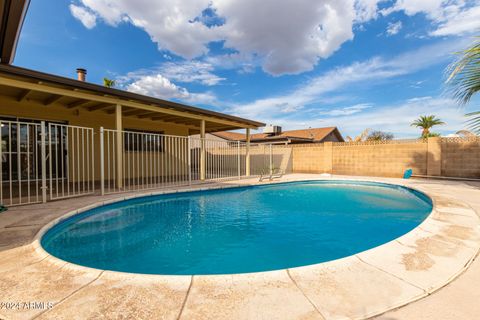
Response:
3,175,480,320
32,179,435,274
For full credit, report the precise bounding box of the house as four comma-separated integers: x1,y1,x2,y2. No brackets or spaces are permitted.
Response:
0,1,264,206
208,126,344,145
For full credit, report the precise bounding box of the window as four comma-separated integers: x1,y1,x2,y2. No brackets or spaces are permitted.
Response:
124,128,164,152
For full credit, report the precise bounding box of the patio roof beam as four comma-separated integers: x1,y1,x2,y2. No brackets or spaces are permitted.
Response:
122,109,148,117
137,112,159,119
0,77,259,129
105,107,134,114
87,103,113,112
151,118,200,130
151,115,180,121
66,99,91,109
179,119,205,128
16,89,30,102
150,115,178,121
43,94,62,106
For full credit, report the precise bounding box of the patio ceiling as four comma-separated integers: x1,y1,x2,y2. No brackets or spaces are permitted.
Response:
0,64,264,132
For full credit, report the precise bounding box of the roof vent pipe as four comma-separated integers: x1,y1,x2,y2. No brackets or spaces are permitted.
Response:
76,68,86,82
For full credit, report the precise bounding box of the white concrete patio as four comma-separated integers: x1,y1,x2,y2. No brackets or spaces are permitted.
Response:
0,174,479,320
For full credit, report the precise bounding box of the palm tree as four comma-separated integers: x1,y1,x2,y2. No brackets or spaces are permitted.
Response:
410,115,445,138
446,37,480,133
103,77,116,88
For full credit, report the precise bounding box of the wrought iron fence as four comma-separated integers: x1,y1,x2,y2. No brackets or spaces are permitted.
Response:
0,122,293,205
101,129,249,194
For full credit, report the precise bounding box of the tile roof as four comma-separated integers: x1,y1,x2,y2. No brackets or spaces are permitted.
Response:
251,127,339,141
212,127,343,142
210,131,246,140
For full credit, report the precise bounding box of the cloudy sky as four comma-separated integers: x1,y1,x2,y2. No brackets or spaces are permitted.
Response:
15,0,480,137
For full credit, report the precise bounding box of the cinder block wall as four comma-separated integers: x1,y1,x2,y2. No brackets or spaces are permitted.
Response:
331,140,428,177
291,144,327,173
291,137,480,178
441,137,480,177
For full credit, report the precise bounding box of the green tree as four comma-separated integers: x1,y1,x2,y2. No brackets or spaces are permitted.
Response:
366,130,394,141
410,115,445,138
446,37,480,133
103,77,116,88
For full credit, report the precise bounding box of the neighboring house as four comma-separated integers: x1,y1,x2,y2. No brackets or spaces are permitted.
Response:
207,126,344,145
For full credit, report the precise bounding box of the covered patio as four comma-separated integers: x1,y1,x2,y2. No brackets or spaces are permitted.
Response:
0,64,264,206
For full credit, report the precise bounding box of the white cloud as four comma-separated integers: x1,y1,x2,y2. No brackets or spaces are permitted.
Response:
70,0,480,77
70,0,362,76
115,60,224,105
386,0,445,18
125,73,218,106
159,61,225,86
204,53,259,74
318,103,373,116
213,0,356,75
355,0,383,22
316,97,467,138
79,0,217,59
386,21,402,36
430,5,480,36
227,40,461,120
383,0,480,37
252,97,468,138
69,4,97,29
126,74,183,98
118,61,224,87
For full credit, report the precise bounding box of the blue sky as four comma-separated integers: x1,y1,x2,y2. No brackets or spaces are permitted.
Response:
14,0,480,138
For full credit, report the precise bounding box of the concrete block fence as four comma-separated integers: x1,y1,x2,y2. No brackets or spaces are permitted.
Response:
290,137,480,178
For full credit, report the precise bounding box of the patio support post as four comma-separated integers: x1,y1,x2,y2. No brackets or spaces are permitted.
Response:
188,136,192,185
200,119,206,180
100,127,105,195
40,121,47,203
115,104,123,189
246,128,251,177
237,140,241,180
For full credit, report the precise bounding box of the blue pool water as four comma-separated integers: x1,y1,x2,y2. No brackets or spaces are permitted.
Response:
41,181,432,275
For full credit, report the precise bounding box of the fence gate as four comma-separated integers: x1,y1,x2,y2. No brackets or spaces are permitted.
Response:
48,123,95,200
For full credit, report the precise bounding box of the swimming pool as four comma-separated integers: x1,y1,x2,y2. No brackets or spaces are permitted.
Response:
41,181,432,275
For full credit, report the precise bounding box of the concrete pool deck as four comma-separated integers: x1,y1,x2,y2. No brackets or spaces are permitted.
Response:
0,174,479,320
